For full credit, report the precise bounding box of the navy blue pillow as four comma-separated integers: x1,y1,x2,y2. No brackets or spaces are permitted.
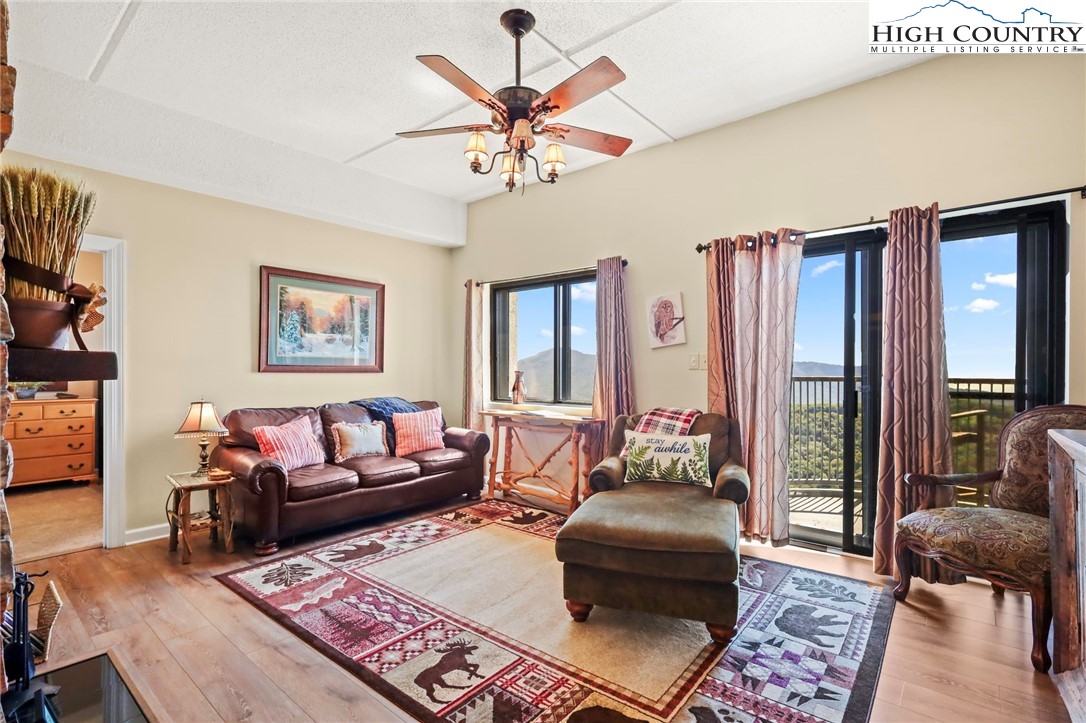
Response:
352,397,421,455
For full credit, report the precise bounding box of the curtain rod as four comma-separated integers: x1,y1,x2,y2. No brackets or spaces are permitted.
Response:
694,184,1086,253
469,259,627,287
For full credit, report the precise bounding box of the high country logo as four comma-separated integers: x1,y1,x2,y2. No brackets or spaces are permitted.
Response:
870,0,1084,53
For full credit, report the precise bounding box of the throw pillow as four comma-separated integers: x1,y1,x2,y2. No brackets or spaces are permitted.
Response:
331,421,388,463
253,416,325,471
623,430,712,486
620,407,701,459
353,397,422,455
393,407,445,457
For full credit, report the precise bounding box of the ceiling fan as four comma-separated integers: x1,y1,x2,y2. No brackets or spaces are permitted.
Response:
396,8,633,192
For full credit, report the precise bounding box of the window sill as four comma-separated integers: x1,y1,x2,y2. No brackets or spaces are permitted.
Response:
487,401,594,416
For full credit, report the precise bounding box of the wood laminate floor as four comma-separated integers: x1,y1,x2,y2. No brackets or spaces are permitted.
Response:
18,501,1069,723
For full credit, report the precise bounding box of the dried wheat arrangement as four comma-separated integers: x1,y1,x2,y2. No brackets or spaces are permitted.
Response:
0,165,96,301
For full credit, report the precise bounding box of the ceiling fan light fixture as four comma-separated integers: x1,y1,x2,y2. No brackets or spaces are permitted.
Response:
510,118,536,151
464,132,489,169
500,153,523,185
542,143,566,175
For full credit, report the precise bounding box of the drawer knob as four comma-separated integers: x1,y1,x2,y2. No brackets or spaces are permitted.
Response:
67,463,85,471
67,424,85,432
60,410,77,416
12,412,23,419
24,427,43,435
68,442,85,450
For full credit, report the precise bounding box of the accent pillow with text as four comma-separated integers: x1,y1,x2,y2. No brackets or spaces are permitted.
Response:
331,421,389,463
252,416,325,471
623,430,712,486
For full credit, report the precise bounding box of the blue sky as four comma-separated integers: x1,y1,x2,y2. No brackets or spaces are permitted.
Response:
793,233,1017,378
513,281,597,360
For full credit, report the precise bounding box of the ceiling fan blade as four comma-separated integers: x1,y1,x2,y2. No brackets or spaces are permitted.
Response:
417,55,505,114
541,124,632,157
531,57,626,118
396,124,492,139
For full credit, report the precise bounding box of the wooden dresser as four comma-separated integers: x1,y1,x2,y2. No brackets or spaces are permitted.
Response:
4,398,98,487
1050,429,1086,719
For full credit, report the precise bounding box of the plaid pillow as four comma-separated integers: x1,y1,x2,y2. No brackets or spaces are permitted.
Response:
620,407,701,459
393,407,446,457
252,416,325,471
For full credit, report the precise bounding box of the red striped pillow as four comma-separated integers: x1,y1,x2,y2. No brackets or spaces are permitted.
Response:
393,407,445,457
253,416,325,471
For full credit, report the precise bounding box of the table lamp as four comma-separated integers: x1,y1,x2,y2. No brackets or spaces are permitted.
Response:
175,400,228,476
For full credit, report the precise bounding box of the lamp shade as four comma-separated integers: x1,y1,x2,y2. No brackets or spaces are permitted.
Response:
464,132,488,164
174,401,228,438
510,119,535,150
500,154,523,184
542,143,566,174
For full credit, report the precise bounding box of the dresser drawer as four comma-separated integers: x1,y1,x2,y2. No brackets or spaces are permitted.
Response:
8,405,43,422
12,453,95,484
3,422,12,439
42,402,95,420
10,434,94,460
14,419,94,438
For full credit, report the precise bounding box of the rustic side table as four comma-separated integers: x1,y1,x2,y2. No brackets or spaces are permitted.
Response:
165,471,235,564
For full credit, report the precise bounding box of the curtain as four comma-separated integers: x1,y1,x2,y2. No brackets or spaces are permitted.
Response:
872,203,960,584
592,256,634,448
462,280,485,432
706,230,804,546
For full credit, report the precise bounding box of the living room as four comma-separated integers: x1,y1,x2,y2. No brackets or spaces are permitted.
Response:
0,1,1084,722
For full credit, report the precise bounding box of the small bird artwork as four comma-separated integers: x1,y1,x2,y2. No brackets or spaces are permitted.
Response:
649,294,686,347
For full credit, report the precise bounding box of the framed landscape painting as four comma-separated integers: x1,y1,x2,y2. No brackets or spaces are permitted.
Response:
259,266,384,373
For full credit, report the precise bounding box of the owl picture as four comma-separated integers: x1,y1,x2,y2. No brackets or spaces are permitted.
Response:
647,292,687,348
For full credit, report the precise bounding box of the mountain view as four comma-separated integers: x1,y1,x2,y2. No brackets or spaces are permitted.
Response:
516,349,596,403
793,361,846,377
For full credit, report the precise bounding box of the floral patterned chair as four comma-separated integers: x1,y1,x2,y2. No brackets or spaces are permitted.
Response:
893,404,1086,672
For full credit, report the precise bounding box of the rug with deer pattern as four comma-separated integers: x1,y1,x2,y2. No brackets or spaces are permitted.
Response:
218,500,894,723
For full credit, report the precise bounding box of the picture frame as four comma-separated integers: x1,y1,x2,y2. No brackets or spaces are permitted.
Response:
647,291,686,348
259,266,384,373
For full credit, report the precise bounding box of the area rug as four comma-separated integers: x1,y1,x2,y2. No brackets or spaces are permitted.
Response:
217,500,894,722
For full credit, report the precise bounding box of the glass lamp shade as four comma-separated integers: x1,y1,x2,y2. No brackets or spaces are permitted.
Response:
499,154,523,184
174,401,228,438
464,132,488,164
542,143,566,174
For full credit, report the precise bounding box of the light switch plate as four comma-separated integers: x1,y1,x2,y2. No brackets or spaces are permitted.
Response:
699,353,708,370
689,354,699,370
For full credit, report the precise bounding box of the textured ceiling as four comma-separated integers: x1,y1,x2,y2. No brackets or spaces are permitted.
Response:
6,1,926,246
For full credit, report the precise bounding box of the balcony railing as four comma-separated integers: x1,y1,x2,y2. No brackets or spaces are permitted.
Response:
788,376,1015,529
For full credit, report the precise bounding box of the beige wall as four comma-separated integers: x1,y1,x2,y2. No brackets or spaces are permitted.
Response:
454,55,1086,423
4,151,457,532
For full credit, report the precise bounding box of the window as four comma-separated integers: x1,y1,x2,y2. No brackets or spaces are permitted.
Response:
491,273,597,405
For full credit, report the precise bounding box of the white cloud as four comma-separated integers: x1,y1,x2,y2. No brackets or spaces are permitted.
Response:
571,284,597,302
570,325,586,336
984,272,1016,288
965,298,999,314
794,342,804,351
945,305,959,312
971,282,987,291
811,259,843,277
540,329,553,338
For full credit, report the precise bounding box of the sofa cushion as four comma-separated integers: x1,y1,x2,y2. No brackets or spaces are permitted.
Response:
331,421,389,462
318,403,374,460
336,455,421,488
555,481,740,583
352,397,421,455
394,407,446,457
623,430,712,486
253,416,326,472
286,464,359,502
222,407,324,452
404,447,472,475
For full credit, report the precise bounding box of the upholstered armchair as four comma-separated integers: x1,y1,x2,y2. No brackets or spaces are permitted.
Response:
555,411,750,645
894,404,1086,672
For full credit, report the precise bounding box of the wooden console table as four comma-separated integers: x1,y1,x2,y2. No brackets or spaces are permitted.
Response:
481,411,606,514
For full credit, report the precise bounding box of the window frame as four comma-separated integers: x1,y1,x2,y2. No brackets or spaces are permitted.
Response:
490,271,597,406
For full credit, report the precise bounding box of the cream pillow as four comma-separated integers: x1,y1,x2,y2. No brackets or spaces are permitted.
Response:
624,430,712,486
331,421,389,462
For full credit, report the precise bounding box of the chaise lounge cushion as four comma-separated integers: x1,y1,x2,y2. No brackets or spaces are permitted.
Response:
404,447,472,475
287,464,359,502
337,455,421,488
555,481,740,584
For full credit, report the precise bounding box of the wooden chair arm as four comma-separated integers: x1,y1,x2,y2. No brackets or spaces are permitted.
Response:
904,469,1002,511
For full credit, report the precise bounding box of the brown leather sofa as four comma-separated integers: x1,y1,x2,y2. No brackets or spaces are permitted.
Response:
555,411,749,645
210,400,489,555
